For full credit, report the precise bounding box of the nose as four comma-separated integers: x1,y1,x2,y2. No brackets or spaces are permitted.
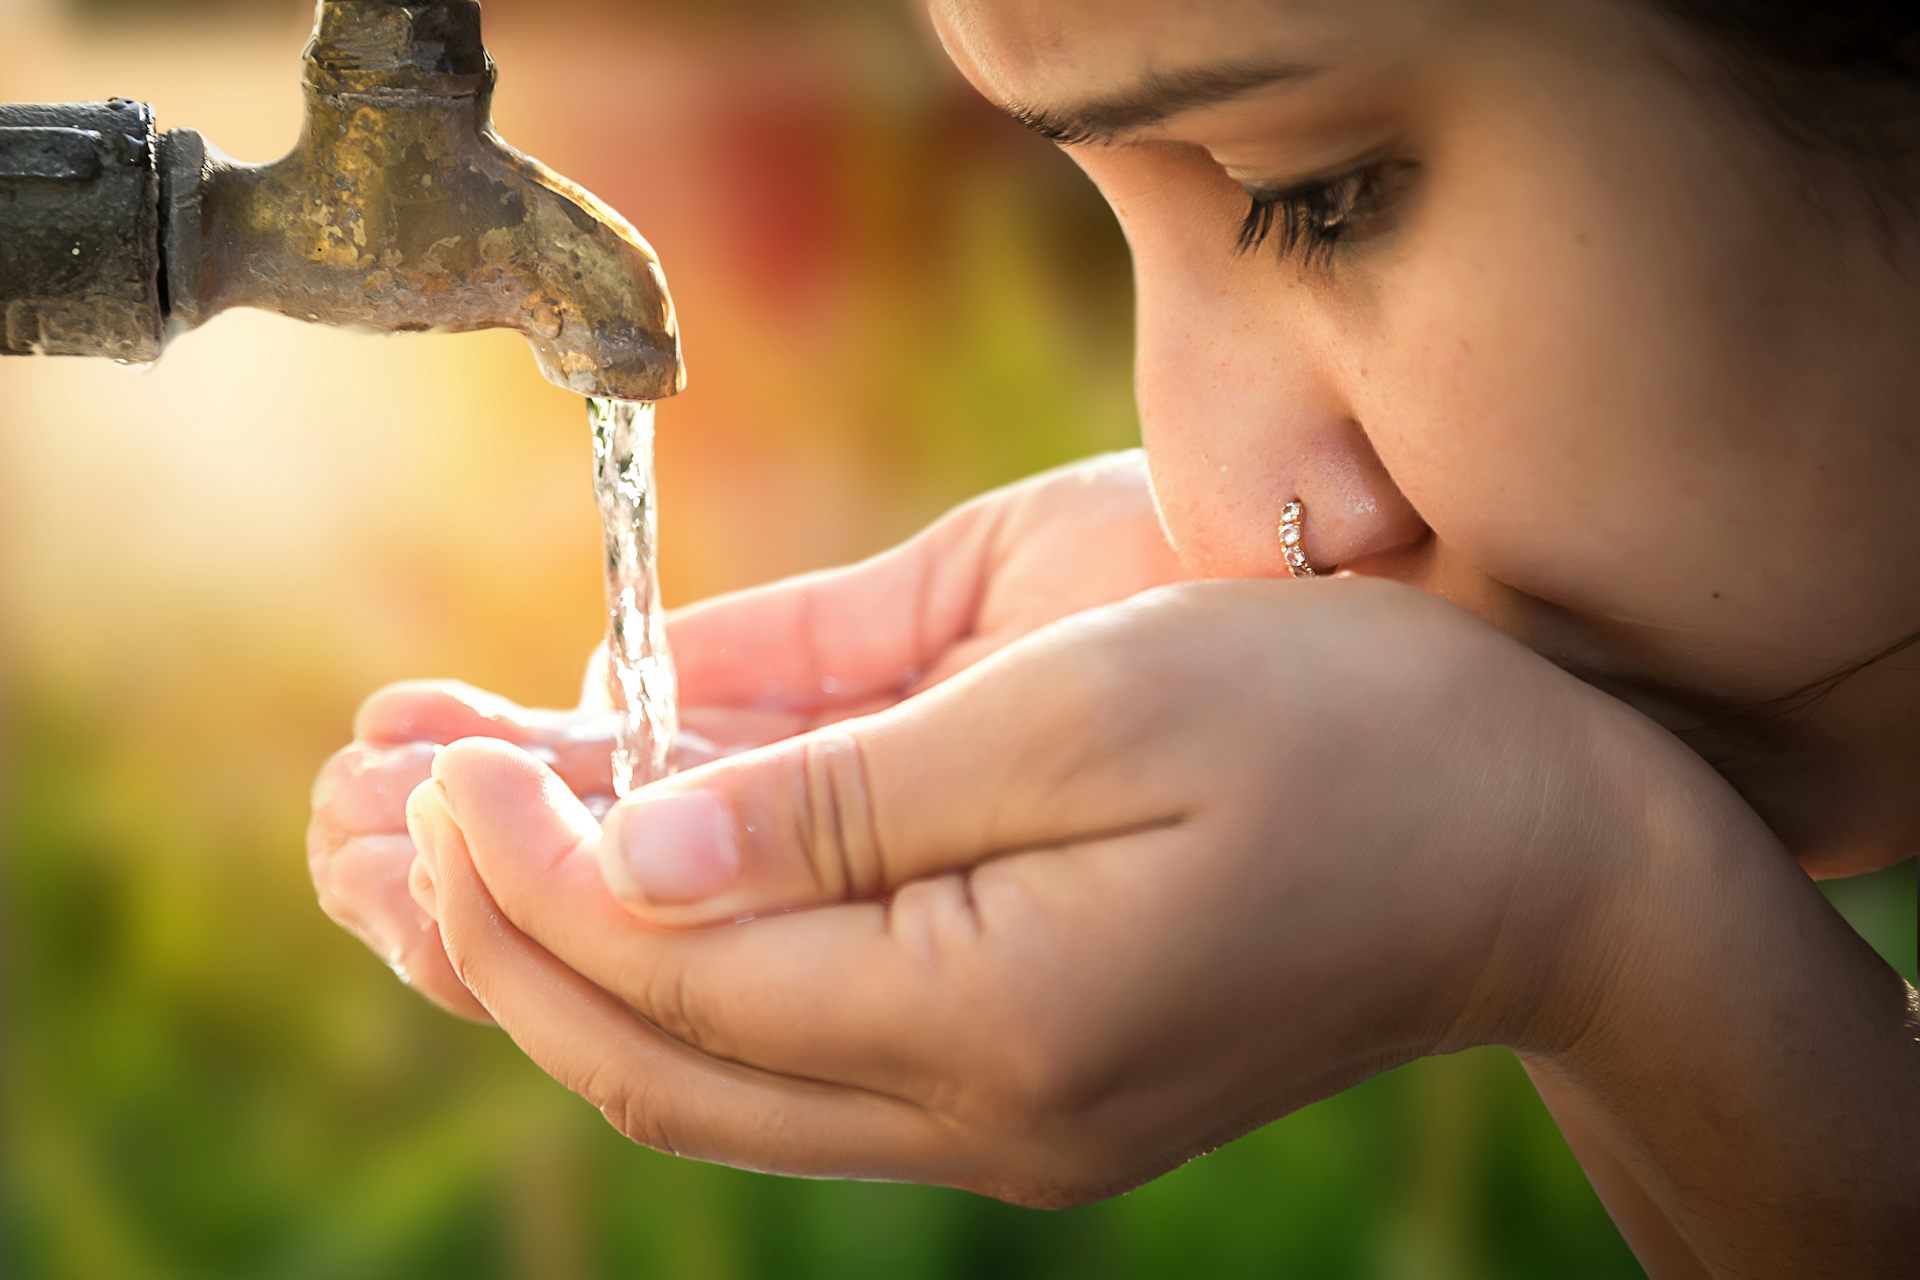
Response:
1131,248,1428,580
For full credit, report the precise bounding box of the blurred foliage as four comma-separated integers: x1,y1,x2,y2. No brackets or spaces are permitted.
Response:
3,2,1914,1278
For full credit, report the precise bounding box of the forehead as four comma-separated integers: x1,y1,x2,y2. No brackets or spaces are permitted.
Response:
929,0,1375,105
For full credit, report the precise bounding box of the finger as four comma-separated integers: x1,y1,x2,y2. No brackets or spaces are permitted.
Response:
310,742,437,848
409,775,965,1184
311,830,491,1022
354,680,529,745
387,909,493,1023
308,742,490,1019
352,680,738,789
429,738,974,1094
666,498,995,713
353,681,618,796
597,604,1191,926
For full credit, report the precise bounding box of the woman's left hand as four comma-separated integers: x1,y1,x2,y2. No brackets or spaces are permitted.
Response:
404,576,1730,1205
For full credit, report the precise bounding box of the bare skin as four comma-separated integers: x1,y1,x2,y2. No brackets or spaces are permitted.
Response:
309,455,1184,1015
311,2,1919,1275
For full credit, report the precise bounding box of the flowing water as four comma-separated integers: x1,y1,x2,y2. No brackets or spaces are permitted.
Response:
590,397,677,796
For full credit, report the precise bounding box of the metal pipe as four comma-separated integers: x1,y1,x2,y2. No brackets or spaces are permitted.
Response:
0,0,685,402
0,100,166,362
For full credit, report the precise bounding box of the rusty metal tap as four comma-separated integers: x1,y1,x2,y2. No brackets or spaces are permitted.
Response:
0,0,685,402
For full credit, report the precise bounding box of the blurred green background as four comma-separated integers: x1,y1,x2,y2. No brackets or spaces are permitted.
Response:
2,1,1912,1276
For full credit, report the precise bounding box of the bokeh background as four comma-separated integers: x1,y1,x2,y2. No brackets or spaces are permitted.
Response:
2,1,1912,1276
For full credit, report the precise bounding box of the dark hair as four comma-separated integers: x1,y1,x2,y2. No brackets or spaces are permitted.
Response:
1649,2,1920,216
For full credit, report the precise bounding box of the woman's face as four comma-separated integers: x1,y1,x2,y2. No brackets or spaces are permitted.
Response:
930,0,1920,871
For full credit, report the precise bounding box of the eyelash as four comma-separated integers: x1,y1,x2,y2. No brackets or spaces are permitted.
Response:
1235,161,1398,269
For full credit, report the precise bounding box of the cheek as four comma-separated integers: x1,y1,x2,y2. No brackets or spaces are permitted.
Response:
1362,96,1790,618
1348,49,1860,699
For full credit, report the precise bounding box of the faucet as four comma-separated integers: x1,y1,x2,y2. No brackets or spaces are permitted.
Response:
0,0,684,402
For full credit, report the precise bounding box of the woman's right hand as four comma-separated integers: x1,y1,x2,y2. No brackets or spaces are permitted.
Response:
308,450,1186,1018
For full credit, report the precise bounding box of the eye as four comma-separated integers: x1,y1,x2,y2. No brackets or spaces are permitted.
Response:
1235,158,1410,268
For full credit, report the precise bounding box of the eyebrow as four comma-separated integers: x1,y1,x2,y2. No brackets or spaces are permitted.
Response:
1003,58,1321,146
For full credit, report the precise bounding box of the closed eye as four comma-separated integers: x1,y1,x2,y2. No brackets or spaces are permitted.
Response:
1236,157,1414,269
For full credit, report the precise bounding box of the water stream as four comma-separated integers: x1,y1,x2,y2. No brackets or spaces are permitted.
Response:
589,397,677,797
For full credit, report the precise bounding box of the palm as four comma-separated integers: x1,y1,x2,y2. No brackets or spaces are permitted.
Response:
672,450,1184,749
915,452,1188,686
311,453,1180,1017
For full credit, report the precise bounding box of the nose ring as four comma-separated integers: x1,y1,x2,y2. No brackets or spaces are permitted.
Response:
1279,501,1316,578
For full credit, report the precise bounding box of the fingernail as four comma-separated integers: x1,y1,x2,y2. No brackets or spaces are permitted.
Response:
603,790,739,905
405,781,450,879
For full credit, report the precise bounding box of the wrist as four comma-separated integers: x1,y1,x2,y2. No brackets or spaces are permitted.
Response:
1527,721,1782,1065
1458,701,1767,1059
1501,726,1920,1278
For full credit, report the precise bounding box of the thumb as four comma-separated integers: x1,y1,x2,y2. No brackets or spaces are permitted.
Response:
595,610,1188,926
412,736,602,903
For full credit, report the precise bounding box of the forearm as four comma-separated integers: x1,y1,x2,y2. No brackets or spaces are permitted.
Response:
1528,805,1919,1279
1523,1064,1711,1279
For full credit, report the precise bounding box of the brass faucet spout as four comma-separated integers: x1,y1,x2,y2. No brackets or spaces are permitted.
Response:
1,0,685,402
